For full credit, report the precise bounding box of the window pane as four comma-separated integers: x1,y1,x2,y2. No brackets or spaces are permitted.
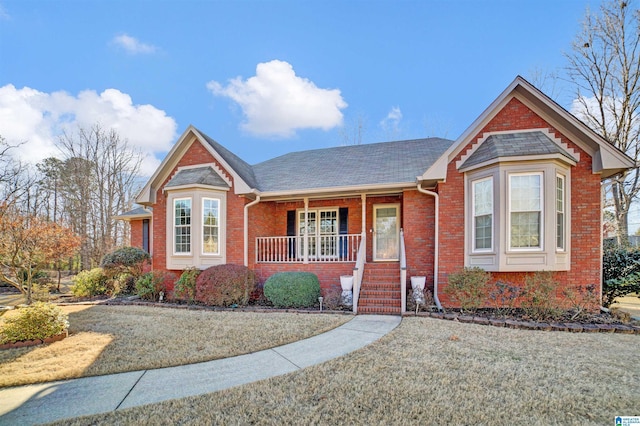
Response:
510,175,540,211
475,214,492,249
556,175,565,250
473,178,492,250
510,212,540,248
203,199,220,254
174,199,191,253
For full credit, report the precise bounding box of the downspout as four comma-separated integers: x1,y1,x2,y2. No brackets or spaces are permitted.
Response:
416,183,443,311
244,194,261,267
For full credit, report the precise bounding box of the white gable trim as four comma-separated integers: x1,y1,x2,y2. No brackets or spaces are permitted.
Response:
136,126,253,205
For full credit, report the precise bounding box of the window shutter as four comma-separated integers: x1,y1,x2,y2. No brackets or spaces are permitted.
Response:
339,207,348,258
287,210,296,259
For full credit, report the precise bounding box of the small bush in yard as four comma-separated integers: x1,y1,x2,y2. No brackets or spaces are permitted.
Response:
195,264,257,306
488,280,522,317
444,267,490,313
264,272,321,308
101,246,150,280
322,286,343,310
136,271,173,301
521,271,561,320
174,267,200,303
0,302,68,344
71,268,109,297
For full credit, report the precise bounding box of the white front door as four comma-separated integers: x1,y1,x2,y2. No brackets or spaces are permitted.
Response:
373,204,400,261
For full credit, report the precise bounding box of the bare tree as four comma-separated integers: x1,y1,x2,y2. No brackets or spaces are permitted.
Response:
58,124,142,269
565,0,640,245
0,136,33,213
340,113,368,145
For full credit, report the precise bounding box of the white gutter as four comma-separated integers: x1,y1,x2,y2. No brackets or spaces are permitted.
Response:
416,183,443,311
243,195,261,266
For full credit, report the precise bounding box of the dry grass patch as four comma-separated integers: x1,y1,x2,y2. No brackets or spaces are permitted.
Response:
57,317,640,426
0,305,350,387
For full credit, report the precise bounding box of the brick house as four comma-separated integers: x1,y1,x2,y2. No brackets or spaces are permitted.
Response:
117,76,634,314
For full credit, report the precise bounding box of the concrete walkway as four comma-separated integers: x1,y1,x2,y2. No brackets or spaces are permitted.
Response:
0,315,401,425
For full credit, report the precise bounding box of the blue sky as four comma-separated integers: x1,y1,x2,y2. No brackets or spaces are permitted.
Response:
0,0,600,176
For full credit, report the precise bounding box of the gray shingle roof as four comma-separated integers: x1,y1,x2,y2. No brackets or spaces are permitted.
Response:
196,129,259,189
165,166,230,188
252,138,455,192
114,206,152,219
460,131,577,169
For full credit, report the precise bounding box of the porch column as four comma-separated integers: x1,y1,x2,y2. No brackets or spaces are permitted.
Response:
303,197,309,264
361,193,366,254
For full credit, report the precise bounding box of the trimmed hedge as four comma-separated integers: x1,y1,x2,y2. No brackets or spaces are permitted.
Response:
264,272,321,308
1,302,68,344
71,268,109,297
195,264,257,306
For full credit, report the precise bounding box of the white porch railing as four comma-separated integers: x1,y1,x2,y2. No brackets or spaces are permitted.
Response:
256,234,362,263
352,233,366,314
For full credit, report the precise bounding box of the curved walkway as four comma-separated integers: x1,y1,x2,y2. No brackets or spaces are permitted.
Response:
0,315,401,426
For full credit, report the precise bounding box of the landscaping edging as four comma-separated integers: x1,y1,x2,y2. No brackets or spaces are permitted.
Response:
404,311,640,334
102,299,355,315
0,331,68,350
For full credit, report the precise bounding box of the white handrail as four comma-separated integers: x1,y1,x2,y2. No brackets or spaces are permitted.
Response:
352,232,366,314
399,228,407,313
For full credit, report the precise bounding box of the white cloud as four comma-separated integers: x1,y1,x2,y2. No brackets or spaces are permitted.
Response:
207,60,347,137
112,34,157,55
0,84,177,176
0,3,10,20
379,106,403,136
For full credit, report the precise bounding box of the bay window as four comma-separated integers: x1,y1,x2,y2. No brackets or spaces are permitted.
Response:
203,198,220,255
465,163,570,271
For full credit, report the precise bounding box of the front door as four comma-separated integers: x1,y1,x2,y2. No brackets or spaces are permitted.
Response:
373,204,400,261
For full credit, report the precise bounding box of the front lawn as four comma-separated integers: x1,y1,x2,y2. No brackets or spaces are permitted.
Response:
54,316,639,426
0,305,351,387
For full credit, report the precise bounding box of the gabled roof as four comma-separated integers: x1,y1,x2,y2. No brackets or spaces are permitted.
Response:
459,130,578,170
196,130,258,189
165,166,230,189
420,76,635,182
253,138,454,193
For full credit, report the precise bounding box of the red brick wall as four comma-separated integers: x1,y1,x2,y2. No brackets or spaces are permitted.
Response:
402,189,436,289
130,220,143,250
438,97,602,306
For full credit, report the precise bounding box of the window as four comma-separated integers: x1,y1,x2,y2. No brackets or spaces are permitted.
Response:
509,173,542,249
472,177,493,251
556,174,565,250
203,198,219,255
174,198,191,254
298,209,338,259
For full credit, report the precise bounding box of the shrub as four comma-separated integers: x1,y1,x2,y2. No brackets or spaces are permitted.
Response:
263,272,321,308
71,268,108,297
195,264,257,306
521,271,561,320
174,267,200,303
488,280,522,317
135,271,172,301
101,247,150,279
602,245,640,307
444,267,490,313
562,284,599,320
407,288,435,313
0,302,68,344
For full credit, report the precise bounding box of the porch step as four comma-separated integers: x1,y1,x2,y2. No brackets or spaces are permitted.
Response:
358,262,401,315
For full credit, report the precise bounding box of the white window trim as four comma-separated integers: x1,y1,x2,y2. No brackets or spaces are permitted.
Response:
471,176,494,253
507,172,544,252
173,197,192,256
202,197,220,256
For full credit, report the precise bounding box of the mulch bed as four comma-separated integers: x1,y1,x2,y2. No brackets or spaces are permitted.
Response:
404,309,640,334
